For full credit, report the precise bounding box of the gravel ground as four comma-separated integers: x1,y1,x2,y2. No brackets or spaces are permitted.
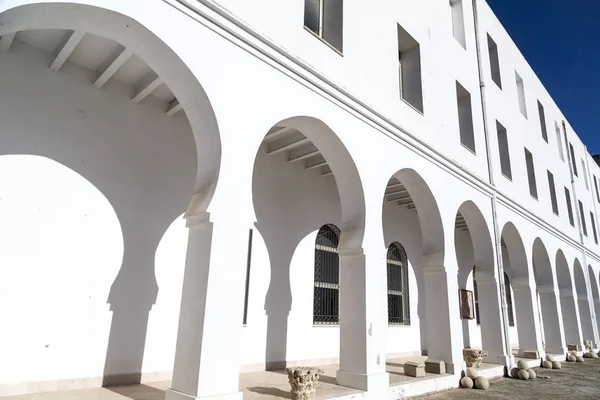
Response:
414,358,600,399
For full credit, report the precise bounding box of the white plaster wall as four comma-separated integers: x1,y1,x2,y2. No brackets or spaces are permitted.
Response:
0,40,196,386
382,201,425,356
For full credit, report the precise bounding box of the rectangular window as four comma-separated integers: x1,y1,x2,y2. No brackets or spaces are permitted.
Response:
487,34,502,89
591,212,598,244
565,187,575,226
515,71,527,118
537,101,548,142
242,229,253,325
456,81,475,153
594,175,600,203
525,148,537,199
582,159,589,190
547,170,559,215
579,201,588,236
450,0,466,49
569,143,578,176
555,122,564,161
398,24,424,113
496,121,512,179
304,0,343,53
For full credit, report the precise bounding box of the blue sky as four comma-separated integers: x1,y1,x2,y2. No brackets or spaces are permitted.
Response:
486,0,600,155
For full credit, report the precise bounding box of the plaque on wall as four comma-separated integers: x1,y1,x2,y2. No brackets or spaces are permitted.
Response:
459,289,475,320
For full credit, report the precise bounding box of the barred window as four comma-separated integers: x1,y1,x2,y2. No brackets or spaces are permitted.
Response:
504,272,515,327
313,224,340,324
387,242,410,325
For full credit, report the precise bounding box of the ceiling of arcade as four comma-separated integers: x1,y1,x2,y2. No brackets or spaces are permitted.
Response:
0,29,184,117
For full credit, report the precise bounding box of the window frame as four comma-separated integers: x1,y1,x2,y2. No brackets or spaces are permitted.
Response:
313,224,341,325
387,242,410,326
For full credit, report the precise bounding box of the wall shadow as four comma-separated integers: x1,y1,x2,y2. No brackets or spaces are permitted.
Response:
252,141,341,369
0,47,197,386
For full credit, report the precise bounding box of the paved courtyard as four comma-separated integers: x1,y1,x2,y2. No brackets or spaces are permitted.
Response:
415,358,600,399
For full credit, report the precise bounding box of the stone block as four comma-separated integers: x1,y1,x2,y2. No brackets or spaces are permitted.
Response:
404,361,425,378
286,367,323,400
522,351,539,359
567,344,582,351
425,359,446,375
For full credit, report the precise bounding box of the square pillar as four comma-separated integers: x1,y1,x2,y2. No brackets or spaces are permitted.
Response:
337,248,389,398
537,284,567,355
166,212,248,400
511,280,544,358
469,273,511,365
423,264,464,374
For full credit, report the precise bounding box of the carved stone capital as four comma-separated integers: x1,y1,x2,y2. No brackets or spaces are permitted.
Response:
286,367,323,400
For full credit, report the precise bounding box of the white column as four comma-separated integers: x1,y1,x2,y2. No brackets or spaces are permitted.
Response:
337,243,389,398
537,284,567,354
475,272,510,365
578,296,595,342
423,262,464,374
166,210,249,400
560,289,583,348
512,280,544,357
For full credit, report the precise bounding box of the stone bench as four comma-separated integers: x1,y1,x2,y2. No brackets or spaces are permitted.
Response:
404,361,425,377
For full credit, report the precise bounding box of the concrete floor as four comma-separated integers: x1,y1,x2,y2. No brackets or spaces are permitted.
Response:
415,358,600,399
2,357,430,400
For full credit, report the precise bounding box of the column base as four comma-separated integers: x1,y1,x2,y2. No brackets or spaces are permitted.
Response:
336,370,389,393
165,389,243,400
444,361,464,375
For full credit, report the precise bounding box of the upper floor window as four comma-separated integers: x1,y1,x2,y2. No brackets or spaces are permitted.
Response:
537,101,548,142
313,224,340,324
524,148,538,199
594,175,600,203
387,242,410,325
515,71,527,118
304,0,343,53
547,170,559,215
398,23,424,113
449,0,466,49
569,143,578,176
496,121,512,179
565,187,575,226
555,122,565,161
456,81,475,153
487,34,502,89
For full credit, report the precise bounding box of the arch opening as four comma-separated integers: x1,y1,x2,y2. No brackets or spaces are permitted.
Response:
532,239,564,354
381,168,444,360
574,259,595,342
0,2,221,394
556,250,581,346
251,115,365,372
454,201,506,362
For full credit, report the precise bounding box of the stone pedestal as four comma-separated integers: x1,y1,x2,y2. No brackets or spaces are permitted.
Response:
287,367,323,400
425,359,445,375
404,361,425,377
463,349,487,368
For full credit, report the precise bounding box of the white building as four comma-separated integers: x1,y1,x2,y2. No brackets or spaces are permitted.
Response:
0,0,599,399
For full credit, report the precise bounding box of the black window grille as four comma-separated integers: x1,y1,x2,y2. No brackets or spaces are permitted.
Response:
242,229,253,325
313,224,340,324
504,272,515,327
387,242,410,325
473,267,480,325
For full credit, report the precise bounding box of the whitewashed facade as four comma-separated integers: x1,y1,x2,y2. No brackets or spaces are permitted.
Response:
0,0,599,399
